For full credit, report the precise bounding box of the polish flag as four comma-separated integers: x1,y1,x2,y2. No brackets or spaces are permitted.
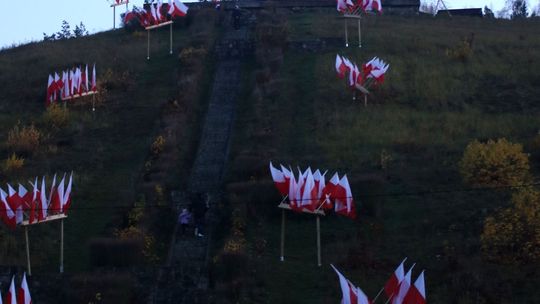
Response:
392,264,415,304
335,55,349,78
312,169,326,205
321,172,339,210
79,66,87,94
55,72,63,96
280,165,292,186
50,174,65,214
300,169,318,211
371,0,383,13
91,64,97,92
385,258,407,300
336,0,348,13
331,265,371,304
270,162,288,196
288,173,300,210
37,177,48,221
150,4,159,24
6,276,16,304
28,178,39,224
403,271,425,304
18,184,31,210
169,0,188,18
62,172,73,213
335,175,356,219
46,74,54,105
76,67,83,94
18,272,32,304
71,69,78,97
0,189,16,229
6,184,23,224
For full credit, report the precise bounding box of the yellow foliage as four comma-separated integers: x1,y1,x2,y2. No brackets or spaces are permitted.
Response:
459,138,530,188
151,135,166,156
481,188,540,263
43,103,70,129
3,153,24,173
115,226,158,263
6,124,41,154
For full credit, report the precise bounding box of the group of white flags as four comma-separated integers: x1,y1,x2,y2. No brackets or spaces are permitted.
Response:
337,0,382,13
332,259,426,304
46,64,97,105
269,162,356,219
335,54,389,91
2,273,32,304
0,173,73,230
123,0,188,27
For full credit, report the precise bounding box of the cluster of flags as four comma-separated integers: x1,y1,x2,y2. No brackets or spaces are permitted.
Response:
123,0,188,27
337,0,383,13
46,64,97,106
332,259,426,304
335,54,389,91
269,162,356,219
0,173,74,230
114,0,128,4
2,273,32,304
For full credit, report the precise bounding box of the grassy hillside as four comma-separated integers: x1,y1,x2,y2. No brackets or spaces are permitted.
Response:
220,10,540,303
0,8,218,279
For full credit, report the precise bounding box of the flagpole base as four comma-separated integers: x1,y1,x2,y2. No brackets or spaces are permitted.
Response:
345,43,349,47
280,256,284,262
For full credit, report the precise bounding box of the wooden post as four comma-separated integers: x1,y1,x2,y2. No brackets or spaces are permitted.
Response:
60,219,64,273
280,209,285,261
364,94,367,107
25,226,31,276
344,19,349,47
147,29,150,60
316,215,321,267
169,23,173,55
113,6,116,29
358,18,361,48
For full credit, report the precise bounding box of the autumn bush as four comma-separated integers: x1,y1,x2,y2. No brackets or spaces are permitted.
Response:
43,103,70,129
481,188,540,264
3,153,24,173
6,124,41,154
151,135,166,157
459,138,530,188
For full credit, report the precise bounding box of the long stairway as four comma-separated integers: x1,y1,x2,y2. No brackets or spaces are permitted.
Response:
149,22,252,304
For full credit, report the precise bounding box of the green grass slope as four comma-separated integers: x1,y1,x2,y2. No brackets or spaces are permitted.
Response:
222,11,540,303
0,11,217,274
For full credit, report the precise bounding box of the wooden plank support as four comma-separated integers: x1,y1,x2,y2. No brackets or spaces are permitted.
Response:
21,214,68,226
277,203,326,216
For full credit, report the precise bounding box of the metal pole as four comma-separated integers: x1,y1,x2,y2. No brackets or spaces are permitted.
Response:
316,215,321,267
60,219,64,273
170,23,173,55
113,6,116,29
364,94,367,107
25,226,31,276
280,209,285,261
372,287,385,303
147,29,150,60
344,19,349,47
358,18,362,48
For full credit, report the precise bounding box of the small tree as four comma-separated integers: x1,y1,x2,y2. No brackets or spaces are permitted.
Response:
481,188,540,263
74,22,89,37
459,138,531,188
511,0,529,18
57,20,72,39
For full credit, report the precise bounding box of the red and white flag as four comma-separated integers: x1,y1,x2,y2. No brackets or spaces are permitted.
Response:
150,3,159,24
332,264,371,304
18,272,32,304
37,177,48,221
28,178,39,224
270,162,288,196
385,258,407,300
392,264,415,304
55,72,63,97
321,172,339,210
5,276,16,304
335,175,356,219
62,172,73,213
288,172,299,210
403,271,425,304
6,184,23,224
300,169,318,211
50,174,65,213
169,0,188,18
91,64,97,92
0,189,16,229
336,0,348,13
335,55,349,78
46,74,55,105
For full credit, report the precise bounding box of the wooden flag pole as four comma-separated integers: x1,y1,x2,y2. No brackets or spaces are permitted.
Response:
280,209,285,262
358,17,362,48
316,215,321,267
147,29,151,60
344,19,349,47
60,218,64,273
170,23,173,55
372,287,385,303
25,226,31,276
